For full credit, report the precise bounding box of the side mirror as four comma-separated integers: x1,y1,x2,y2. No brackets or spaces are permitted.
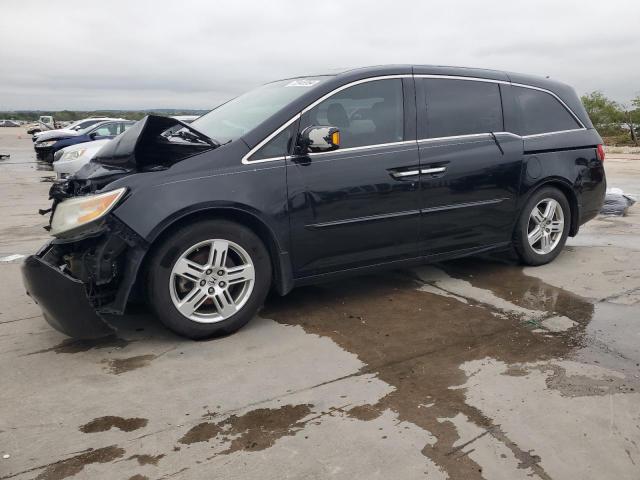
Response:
89,132,98,140
297,126,341,154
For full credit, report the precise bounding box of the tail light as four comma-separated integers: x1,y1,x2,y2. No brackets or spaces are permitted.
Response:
596,144,605,162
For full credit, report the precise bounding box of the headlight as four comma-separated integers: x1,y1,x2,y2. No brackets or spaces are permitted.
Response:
37,140,56,147
59,148,86,162
50,188,126,236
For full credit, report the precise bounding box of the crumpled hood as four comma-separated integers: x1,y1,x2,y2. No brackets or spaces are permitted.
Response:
91,115,215,171
46,115,217,209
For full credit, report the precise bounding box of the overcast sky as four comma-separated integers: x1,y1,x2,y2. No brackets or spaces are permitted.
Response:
1,0,639,110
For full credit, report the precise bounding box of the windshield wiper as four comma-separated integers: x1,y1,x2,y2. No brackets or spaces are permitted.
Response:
168,129,220,147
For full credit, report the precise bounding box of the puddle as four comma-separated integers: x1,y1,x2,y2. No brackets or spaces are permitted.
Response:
535,363,637,397
127,453,164,465
437,258,594,324
79,416,148,433
101,354,156,375
34,446,125,480
27,335,130,355
261,257,637,479
179,404,312,455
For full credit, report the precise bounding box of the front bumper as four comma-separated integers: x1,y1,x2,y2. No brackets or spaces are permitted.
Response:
53,157,84,177
21,250,115,339
34,145,54,161
21,216,148,339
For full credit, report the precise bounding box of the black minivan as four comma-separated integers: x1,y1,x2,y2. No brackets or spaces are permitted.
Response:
22,65,606,340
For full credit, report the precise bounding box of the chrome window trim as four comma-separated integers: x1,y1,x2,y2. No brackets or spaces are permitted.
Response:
242,73,588,165
510,82,586,129
241,114,300,165
413,74,509,85
242,75,410,164
416,75,585,130
418,132,493,143
521,128,586,139
417,129,587,143
300,75,412,114
308,140,416,157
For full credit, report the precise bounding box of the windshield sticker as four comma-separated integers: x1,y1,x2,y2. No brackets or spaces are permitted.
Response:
285,79,320,87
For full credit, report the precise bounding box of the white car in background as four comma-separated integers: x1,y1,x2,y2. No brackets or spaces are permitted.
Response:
53,139,111,180
33,117,124,142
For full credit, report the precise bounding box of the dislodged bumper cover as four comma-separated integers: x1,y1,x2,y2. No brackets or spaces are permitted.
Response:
21,254,114,339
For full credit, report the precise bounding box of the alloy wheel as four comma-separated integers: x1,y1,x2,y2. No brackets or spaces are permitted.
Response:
527,198,564,255
169,239,255,323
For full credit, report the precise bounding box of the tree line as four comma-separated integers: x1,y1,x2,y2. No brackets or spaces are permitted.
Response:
581,92,639,146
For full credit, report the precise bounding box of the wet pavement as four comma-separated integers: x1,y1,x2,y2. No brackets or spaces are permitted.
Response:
1,127,639,479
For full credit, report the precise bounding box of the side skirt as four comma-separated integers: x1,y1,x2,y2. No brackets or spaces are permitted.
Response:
291,241,511,288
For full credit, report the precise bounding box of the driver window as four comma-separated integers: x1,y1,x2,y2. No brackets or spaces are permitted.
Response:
300,79,404,149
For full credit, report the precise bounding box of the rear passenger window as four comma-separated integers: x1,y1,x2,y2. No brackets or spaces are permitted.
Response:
300,79,404,149
514,86,581,136
423,79,503,138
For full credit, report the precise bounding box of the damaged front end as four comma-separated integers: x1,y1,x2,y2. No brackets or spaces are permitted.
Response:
22,216,146,338
22,115,216,338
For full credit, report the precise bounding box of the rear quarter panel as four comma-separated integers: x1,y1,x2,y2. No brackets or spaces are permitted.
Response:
519,129,605,229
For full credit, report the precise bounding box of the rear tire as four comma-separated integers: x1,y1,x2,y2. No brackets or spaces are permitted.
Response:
147,220,272,339
513,187,571,266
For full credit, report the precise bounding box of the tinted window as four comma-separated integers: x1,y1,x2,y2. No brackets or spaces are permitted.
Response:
423,79,503,138
514,86,581,136
250,124,295,161
301,79,404,149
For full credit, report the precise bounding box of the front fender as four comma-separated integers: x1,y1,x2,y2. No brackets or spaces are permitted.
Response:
112,160,289,251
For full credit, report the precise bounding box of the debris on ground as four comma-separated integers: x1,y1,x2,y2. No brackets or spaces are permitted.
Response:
600,188,636,216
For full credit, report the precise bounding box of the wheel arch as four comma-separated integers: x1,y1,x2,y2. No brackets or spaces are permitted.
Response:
134,206,293,301
519,178,580,236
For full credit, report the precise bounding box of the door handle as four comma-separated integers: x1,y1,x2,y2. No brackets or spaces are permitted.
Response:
391,169,420,179
421,167,446,175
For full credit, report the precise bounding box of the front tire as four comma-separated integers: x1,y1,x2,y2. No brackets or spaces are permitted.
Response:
147,220,272,339
513,187,571,266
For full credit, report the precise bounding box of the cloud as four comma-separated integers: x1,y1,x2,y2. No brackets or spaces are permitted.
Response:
0,0,638,109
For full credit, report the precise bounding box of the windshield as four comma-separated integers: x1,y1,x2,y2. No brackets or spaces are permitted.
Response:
77,122,107,135
191,77,330,143
66,119,85,130
72,119,103,131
